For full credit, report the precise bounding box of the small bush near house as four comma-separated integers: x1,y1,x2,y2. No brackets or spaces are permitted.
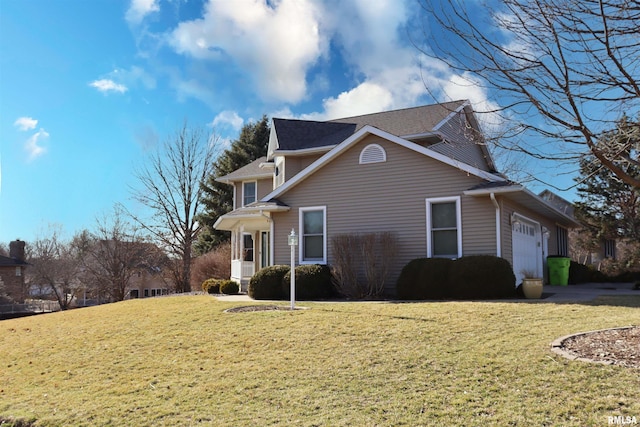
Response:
396,258,453,300
201,278,221,294
219,280,239,295
569,261,591,284
282,264,335,300
396,255,516,300
248,265,290,300
449,255,516,299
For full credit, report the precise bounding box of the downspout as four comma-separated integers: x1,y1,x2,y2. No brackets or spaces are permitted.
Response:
490,193,502,257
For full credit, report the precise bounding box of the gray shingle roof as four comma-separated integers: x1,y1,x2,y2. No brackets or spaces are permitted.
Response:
330,100,467,136
0,255,28,267
216,156,272,182
272,100,467,152
272,119,356,151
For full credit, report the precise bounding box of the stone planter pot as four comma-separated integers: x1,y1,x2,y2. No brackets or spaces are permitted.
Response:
522,278,543,299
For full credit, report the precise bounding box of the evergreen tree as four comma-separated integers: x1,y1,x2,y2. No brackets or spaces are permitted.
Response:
196,116,270,254
574,116,640,264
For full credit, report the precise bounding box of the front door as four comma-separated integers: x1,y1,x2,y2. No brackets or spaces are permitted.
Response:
260,231,270,270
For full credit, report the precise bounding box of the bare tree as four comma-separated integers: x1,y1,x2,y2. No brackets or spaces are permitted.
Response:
418,0,640,189
28,226,81,310
75,206,166,302
128,123,219,293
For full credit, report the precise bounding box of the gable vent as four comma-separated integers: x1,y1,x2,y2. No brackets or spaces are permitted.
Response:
359,144,387,164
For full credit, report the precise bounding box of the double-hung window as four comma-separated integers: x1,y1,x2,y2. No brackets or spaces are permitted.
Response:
426,196,462,258
242,181,256,206
299,207,326,264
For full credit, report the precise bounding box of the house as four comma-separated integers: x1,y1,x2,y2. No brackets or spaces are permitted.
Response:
0,240,29,302
539,189,623,267
214,100,580,292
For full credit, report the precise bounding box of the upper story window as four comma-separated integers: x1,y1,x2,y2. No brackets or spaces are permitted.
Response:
242,181,256,206
359,143,387,164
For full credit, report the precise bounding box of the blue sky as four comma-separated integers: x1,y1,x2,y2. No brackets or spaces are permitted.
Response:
0,0,577,244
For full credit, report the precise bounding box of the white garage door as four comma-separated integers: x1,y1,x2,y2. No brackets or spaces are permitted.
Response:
512,215,543,285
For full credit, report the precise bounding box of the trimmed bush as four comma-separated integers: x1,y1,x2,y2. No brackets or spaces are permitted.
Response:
396,255,516,300
396,258,453,300
282,264,335,300
201,278,221,294
248,265,290,300
568,261,591,284
219,280,239,295
449,255,516,299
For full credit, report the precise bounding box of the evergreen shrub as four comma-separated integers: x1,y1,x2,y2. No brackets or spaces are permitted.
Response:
248,265,290,300
202,278,221,294
396,255,516,300
396,258,453,299
282,264,335,300
219,280,239,295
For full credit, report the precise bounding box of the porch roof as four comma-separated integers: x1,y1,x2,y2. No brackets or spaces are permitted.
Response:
464,182,582,227
213,200,290,231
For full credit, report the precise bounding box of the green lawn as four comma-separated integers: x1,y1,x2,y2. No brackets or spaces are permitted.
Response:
1,295,639,426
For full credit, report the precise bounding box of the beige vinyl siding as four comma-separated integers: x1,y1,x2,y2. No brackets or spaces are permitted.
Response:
232,178,273,209
430,112,490,171
283,154,323,182
270,134,497,288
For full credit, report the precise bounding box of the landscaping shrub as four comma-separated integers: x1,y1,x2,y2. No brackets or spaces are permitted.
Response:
449,255,516,299
282,264,335,300
568,261,591,284
396,255,516,300
201,278,221,294
219,280,239,295
248,265,290,300
396,258,453,300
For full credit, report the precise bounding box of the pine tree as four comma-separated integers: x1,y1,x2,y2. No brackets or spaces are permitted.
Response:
196,116,270,254
574,116,640,266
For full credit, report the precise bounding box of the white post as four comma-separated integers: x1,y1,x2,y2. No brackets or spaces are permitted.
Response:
288,228,298,310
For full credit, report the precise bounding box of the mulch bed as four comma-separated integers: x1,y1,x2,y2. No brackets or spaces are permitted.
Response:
224,305,301,313
557,326,640,368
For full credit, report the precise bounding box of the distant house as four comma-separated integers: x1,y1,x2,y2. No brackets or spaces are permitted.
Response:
539,189,622,266
0,240,29,302
214,100,580,292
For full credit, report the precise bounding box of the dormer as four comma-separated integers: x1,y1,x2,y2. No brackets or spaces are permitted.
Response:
215,157,274,209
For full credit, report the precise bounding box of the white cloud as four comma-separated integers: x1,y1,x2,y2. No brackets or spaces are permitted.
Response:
25,129,49,161
14,117,38,131
169,0,324,103
89,79,128,94
126,0,160,25
212,111,244,131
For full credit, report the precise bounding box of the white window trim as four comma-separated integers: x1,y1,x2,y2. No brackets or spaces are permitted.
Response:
299,206,327,264
242,180,257,207
426,196,462,258
359,143,387,164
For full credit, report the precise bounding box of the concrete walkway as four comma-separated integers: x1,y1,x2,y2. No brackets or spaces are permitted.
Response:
213,282,639,304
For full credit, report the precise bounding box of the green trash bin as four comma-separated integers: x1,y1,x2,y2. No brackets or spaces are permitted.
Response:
547,256,570,286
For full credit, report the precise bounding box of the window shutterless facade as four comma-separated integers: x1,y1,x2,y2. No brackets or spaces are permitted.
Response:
299,206,327,264
426,196,462,258
242,181,257,206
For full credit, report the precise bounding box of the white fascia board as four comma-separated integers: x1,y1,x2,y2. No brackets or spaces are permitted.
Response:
272,145,336,157
463,185,524,196
266,126,280,160
215,171,273,184
432,100,469,132
262,125,505,202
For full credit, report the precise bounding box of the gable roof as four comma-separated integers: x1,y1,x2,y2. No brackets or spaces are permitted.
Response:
271,119,357,152
329,100,468,137
216,156,272,183
262,125,505,202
